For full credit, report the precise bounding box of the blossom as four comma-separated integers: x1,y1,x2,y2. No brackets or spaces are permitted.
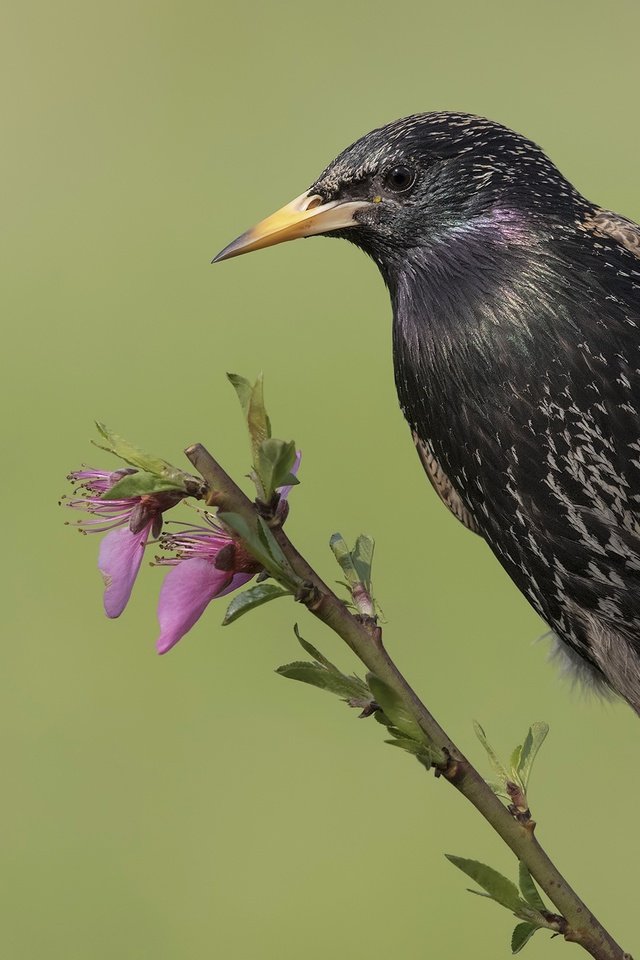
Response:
65,468,182,618
155,452,300,654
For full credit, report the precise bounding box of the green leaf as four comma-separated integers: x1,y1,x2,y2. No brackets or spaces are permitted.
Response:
517,722,549,791
518,863,546,911
276,661,370,700
277,472,299,488
293,624,340,672
257,517,291,571
446,856,524,913
93,423,172,476
366,674,423,741
329,534,375,592
487,781,511,802
227,373,273,475
473,720,510,785
329,533,360,587
218,513,274,571
255,438,298,500
509,745,526,799
277,630,370,701
385,737,435,770
227,373,253,416
247,374,271,449
509,744,524,785
352,534,375,591
218,514,301,592
511,922,540,954
385,737,424,756
467,887,497,900
222,583,291,625
101,470,186,500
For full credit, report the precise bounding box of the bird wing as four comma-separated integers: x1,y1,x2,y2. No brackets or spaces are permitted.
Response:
472,335,640,650
474,214,640,709
582,208,640,258
413,432,479,533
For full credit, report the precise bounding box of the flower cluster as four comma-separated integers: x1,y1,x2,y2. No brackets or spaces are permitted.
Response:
64,457,299,653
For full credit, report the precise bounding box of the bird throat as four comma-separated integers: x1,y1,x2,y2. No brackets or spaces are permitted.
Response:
385,215,563,462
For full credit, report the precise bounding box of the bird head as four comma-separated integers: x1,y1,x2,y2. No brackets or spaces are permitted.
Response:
213,112,584,273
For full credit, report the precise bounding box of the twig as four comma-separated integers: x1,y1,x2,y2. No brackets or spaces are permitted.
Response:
186,442,631,960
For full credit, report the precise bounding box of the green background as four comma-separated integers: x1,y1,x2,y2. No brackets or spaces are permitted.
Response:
3,2,639,957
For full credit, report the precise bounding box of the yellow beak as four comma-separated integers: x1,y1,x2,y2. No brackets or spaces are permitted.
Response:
212,191,371,262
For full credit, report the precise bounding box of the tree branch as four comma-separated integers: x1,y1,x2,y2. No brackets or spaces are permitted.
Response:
186,442,631,960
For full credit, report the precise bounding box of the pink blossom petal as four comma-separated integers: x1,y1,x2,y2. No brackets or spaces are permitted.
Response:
156,558,253,654
98,522,152,618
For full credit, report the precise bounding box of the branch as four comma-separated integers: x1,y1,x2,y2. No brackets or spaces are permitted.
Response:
186,442,631,960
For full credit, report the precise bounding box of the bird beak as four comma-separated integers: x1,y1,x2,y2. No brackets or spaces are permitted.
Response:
212,191,371,263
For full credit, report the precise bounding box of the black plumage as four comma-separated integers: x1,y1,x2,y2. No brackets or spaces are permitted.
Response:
217,113,640,714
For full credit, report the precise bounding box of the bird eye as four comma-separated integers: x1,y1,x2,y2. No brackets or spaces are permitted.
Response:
383,165,416,193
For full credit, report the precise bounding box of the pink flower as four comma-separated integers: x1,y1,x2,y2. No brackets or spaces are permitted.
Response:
65,468,182,618
155,452,301,654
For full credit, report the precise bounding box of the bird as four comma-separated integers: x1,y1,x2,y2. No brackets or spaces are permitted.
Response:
214,112,640,715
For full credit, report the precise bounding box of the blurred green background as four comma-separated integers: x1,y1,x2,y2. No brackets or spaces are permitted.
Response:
3,1,639,957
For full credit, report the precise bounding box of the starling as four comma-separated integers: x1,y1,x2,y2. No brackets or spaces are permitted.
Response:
214,113,640,715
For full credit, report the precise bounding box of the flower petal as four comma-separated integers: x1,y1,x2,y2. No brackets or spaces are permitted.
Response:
98,522,152,618
156,558,252,654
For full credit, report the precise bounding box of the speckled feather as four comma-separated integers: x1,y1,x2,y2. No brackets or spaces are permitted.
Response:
311,113,640,712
